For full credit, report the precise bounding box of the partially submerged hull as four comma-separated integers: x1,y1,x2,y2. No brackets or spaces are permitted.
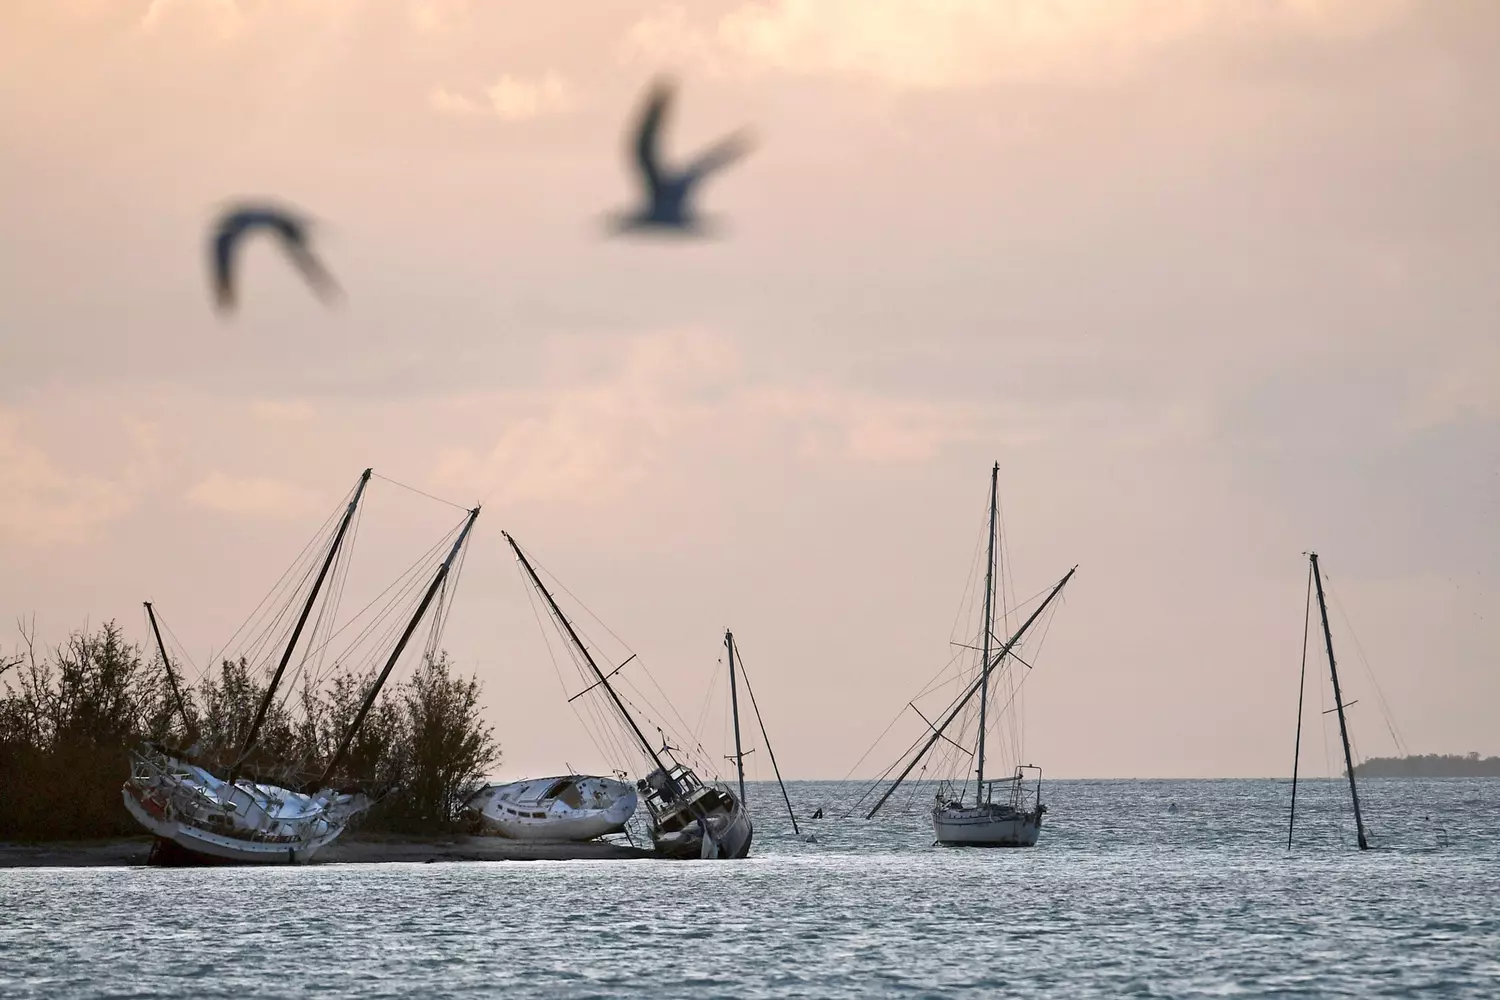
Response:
653,797,753,859
465,775,637,842
122,747,364,865
932,802,1043,848
642,764,754,860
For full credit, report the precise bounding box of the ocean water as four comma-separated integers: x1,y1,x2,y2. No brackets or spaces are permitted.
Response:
2,778,1498,998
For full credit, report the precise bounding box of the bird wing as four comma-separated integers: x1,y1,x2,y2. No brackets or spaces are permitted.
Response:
286,244,341,303
209,218,243,310
207,204,320,310
631,78,674,198
682,129,752,187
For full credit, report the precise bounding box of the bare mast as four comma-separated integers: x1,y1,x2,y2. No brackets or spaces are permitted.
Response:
238,468,372,765
726,629,748,805
504,532,672,780
866,565,1076,820
317,506,480,785
144,602,193,738
729,632,801,835
974,462,998,804
1309,552,1368,850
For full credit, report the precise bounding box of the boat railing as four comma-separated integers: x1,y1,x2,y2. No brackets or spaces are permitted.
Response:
129,747,337,845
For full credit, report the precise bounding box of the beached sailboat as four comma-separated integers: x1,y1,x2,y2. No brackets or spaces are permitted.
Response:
122,469,481,864
505,532,753,859
863,463,1075,848
1287,551,1370,850
463,774,638,841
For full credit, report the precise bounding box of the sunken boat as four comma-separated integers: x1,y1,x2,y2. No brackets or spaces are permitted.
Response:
505,532,753,859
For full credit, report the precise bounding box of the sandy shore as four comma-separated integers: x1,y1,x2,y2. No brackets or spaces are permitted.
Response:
0,834,656,867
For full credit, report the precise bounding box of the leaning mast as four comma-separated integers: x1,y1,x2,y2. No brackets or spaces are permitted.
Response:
505,532,673,780
238,468,372,766
1308,552,1368,850
317,505,480,786
144,602,193,738
866,565,1076,820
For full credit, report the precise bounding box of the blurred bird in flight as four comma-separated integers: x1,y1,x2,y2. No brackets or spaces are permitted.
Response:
609,77,753,237
208,202,341,313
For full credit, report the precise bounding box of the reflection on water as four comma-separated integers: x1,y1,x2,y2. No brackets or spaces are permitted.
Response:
3,779,1497,998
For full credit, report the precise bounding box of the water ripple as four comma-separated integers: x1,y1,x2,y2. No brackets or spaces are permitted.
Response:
2,779,1497,999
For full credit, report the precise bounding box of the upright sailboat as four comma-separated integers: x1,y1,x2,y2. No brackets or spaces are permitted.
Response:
864,463,1076,848
122,470,481,864
506,533,753,859
1287,551,1369,850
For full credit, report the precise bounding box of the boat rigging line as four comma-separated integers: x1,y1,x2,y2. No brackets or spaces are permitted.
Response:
316,504,480,787
727,631,801,836
1287,561,1314,849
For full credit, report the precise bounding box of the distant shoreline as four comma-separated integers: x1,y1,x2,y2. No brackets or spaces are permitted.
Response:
0,834,656,868
1351,754,1500,778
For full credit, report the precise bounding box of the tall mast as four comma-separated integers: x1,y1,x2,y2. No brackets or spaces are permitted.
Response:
144,602,193,738
726,629,747,806
731,633,800,835
505,532,671,778
1287,562,1313,849
867,565,1076,820
239,468,371,763
318,506,480,785
974,462,998,804
1309,552,1368,850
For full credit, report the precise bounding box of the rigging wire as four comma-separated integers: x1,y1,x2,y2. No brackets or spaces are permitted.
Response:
218,491,347,665
519,562,619,769
371,472,470,512
1322,573,1408,757
521,545,706,766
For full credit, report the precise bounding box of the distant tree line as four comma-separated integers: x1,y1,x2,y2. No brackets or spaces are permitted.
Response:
1352,753,1500,778
0,621,499,841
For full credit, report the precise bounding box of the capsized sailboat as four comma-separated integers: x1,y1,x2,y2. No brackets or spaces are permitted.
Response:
122,469,481,865
505,532,753,859
863,463,1076,848
463,774,638,841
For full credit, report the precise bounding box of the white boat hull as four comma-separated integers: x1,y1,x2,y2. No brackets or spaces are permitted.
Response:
121,748,364,865
465,776,637,842
122,789,341,864
932,803,1043,847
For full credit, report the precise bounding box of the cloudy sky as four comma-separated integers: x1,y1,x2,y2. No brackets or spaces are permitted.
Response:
2,0,1495,780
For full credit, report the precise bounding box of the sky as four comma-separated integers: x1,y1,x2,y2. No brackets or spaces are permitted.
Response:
1,0,1496,780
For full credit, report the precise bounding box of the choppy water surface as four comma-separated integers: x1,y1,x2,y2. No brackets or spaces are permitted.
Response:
3,779,1498,998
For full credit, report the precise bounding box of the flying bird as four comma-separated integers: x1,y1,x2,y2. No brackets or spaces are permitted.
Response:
610,77,752,236
208,202,340,313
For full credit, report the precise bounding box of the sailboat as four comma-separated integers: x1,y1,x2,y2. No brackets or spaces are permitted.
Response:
122,469,481,864
505,532,753,859
1287,551,1370,850
864,463,1076,848
462,774,638,842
